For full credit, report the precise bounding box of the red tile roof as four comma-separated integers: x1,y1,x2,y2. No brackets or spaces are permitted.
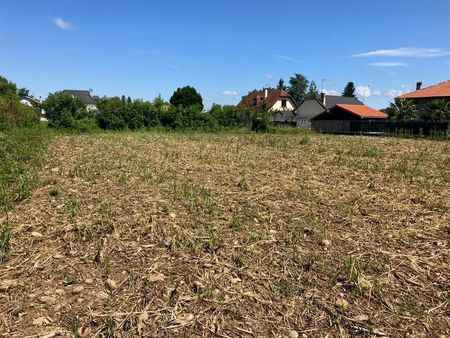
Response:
236,89,293,112
334,104,388,119
398,80,450,99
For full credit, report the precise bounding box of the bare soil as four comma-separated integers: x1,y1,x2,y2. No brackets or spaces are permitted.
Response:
1,132,449,337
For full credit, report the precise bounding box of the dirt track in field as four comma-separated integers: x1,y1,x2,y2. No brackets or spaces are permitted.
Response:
1,132,449,337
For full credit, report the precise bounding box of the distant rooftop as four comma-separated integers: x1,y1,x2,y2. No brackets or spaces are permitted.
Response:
314,94,364,110
62,89,97,105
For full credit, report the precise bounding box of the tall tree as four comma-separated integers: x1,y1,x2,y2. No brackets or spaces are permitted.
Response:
306,81,319,99
288,73,309,104
342,82,357,98
170,86,203,110
423,99,450,121
277,78,286,90
385,98,417,121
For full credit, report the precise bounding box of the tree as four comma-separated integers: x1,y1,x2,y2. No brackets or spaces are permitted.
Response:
41,92,88,128
385,98,417,121
306,81,318,99
277,78,286,90
169,86,203,110
17,88,30,97
423,99,450,121
342,82,357,98
288,74,309,104
0,76,18,98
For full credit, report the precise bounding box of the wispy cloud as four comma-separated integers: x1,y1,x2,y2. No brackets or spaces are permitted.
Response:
353,47,450,58
367,62,409,67
322,89,339,96
222,90,239,97
273,54,305,64
447,60,450,65
53,17,75,30
265,74,274,81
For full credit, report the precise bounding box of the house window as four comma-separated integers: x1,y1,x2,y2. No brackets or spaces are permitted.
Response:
281,99,287,108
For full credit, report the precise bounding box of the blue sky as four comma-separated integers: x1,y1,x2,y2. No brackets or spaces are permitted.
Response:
1,0,449,109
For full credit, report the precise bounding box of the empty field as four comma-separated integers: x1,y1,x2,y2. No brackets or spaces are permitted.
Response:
1,131,449,337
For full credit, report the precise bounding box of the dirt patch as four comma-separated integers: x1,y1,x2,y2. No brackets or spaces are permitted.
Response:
1,132,449,337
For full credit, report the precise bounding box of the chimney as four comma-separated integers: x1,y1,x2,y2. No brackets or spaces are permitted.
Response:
416,82,422,91
321,92,327,106
264,89,268,99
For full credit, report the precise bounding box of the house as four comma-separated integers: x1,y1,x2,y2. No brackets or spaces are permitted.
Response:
311,104,388,133
20,95,47,121
236,89,297,125
20,95,41,107
397,80,450,113
294,93,364,128
62,89,99,112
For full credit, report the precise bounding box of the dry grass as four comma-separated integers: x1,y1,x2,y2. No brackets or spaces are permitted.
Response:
1,131,449,337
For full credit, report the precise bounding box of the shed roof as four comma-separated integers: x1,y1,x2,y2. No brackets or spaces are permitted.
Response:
334,104,388,119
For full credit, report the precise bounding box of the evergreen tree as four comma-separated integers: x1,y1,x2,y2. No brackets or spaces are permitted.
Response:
288,74,309,104
277,78,286,90
170,86,203,110
342,82,357,98
306,81,319,99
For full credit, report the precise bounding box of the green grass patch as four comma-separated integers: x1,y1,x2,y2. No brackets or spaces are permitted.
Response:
0,125,53,213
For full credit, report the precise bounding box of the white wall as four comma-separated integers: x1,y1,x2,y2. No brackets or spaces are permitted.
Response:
270,98,296,112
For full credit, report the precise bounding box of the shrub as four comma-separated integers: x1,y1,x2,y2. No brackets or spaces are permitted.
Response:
41,93,91,130
0,96,40,130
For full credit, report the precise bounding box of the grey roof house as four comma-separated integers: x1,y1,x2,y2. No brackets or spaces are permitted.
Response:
294,93,363,128
62,89,99,111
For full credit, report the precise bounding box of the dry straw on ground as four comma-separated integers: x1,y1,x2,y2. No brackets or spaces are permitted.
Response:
1,132,449,337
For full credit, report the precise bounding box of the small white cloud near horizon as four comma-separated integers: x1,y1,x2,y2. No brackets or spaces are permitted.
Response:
53,17,75,30
353,47,450,58
265,74,274,81
386,89,404,98
367,62,409,67
356,85,374,98
322,89,340,96
222,90,239,97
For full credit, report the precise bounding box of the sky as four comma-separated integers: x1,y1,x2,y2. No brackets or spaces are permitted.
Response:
1,0,450,109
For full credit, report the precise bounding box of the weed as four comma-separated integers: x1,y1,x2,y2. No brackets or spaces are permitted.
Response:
303,253,319,271
345,256,361,289
0,221,11,261
230,216,242,230
49,187,60,197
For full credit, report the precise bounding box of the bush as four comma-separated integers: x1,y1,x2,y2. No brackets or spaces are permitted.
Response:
0,96,40,130
41,93,92,130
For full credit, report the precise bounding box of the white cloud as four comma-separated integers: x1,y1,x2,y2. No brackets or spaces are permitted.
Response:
273,54,305,64
386,89,404,98
265,74,274,80
447,60,450,65
353,47,450,58
222,90,238,97
367,62,409,67
53,17,75,30
322,89,339,96
355,86,374,98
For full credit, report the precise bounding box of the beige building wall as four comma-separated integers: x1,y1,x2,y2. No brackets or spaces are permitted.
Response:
269,98,296,112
